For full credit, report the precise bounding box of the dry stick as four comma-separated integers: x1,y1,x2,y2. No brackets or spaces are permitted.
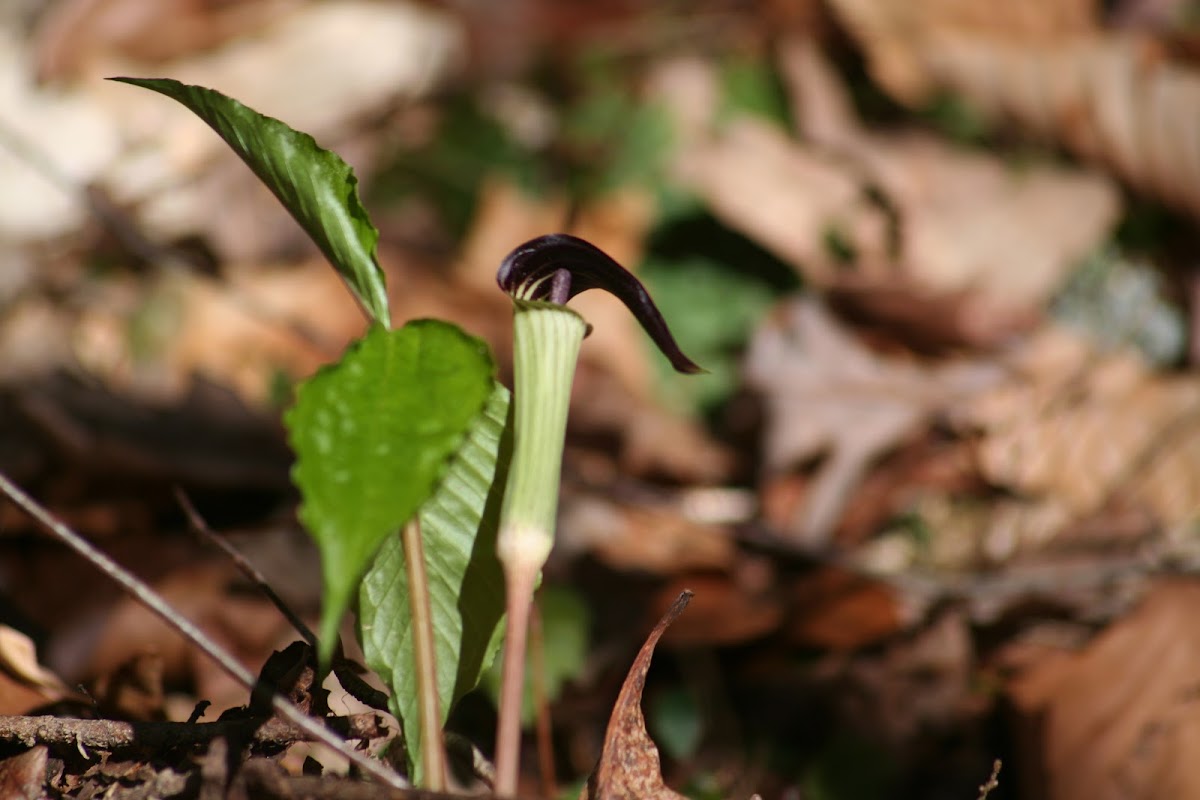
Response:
401,518,447,790
528,601,557,799
0,713,386,754
976,759,1002,800
0,471,404,791
494,564,538,796
173,487,318,648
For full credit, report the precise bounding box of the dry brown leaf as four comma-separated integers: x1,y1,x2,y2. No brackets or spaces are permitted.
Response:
827,0,1200,219
952,326,1200,544
558,496,735,575
822,611,978,749
83,1,463,262
823,0,1098,104
33,0,296,81
671,117,892,286
86,560,294,717
0,746,47,800
652,574,782,647
780,39,1120,309
826,277,1039,352
0,625,68,695
788,567,908,650
580,591,691,800
661,45,1118,314
0,626,74,716
1126,414,1200,527
1007,580,1200,800
744,297,1004,545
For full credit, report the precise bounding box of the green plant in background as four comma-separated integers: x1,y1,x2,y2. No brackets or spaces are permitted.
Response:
640,255,775,415
368,93,550,241
118,80,703,796
716,52,793,129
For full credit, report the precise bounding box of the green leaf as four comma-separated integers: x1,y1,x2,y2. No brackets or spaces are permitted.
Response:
285,321,494,665
112,77,390,325
360,382,512,782
717,54,792,129
368,94,549,240
561,82,674,199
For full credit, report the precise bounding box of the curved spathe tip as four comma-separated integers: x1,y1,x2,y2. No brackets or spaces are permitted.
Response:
497,233,705,375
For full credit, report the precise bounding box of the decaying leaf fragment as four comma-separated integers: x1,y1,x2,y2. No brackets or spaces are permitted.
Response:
657,45,1118,316
826,0,1200,220
1007,581,1200,800
744,297,1004,545
580,591,693,800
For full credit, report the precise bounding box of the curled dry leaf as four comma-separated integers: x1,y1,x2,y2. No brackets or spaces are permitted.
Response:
0,625,68,694
826,0,1200,219
580,591,692,800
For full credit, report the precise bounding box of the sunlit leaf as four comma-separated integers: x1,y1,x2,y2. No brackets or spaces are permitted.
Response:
112,77,390,324
285,321,494,665
360,383,511,782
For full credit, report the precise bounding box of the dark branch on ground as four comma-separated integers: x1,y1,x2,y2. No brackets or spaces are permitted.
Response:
0,713,388,756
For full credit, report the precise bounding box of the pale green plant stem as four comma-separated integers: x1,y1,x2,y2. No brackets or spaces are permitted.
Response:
401,516,446,790
493,301,587,797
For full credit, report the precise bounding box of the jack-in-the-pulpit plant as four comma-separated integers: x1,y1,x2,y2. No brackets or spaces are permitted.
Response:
491,233,702,796
117,76,702,796
117,77,508,791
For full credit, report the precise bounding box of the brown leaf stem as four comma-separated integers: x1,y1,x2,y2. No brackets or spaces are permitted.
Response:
401,517,447,790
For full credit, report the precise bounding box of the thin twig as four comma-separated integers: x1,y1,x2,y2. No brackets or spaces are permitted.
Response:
976,759,1002,800
0,471,405,790
0,713,386,754
174,487,317,648
401,517,447,790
